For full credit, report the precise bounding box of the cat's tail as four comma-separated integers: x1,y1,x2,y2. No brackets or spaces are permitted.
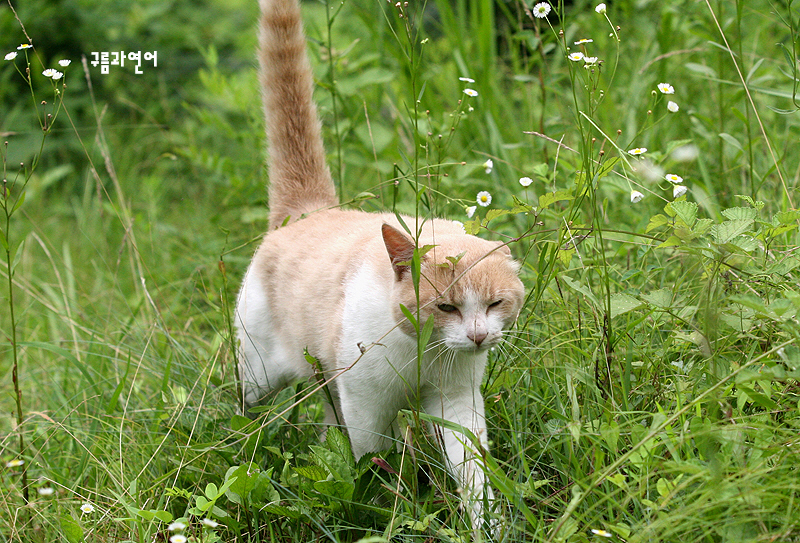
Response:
259,0,337,229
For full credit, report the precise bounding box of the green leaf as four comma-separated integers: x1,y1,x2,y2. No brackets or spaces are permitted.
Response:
136,509,173,522
399,304,418,329
711,219,754,244
669,200,698,228
560,276,600,309
485,208,511,222
719,132,743,152
295,464,328,481
325,427,353,466
60,514,83,543
419,314,435,353
537,189,574,210
463,217,481,235
313,479,354,502
610,293,643,318
721,206,757,221
225,464,260,505
641,288,673,309
645,213,669,233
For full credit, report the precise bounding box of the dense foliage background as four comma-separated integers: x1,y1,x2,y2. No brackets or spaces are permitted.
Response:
1,0,799,541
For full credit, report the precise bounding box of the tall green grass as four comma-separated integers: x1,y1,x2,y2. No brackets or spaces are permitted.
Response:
1,0,799,541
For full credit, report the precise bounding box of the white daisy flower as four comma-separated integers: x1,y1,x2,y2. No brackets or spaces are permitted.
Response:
627,147,647,156
574,39,593,45
665,174,683,184
595,3,606,13
583,56,599,65
477,191,492,206
80,503,95,514
38,487,55,496
568,52,585,62
466,206,477,218
591,528,613,538
463,88,478,97
667,100,679,112
17,44,32,50
673,185,688,198
4,52,18,61
532,2,551,18
168,521,187,531
459,77,475,83
483,159,493,174
519,176,533,187
42,69,58,78
169,536,187,543
6,459,24,468
657,82,675,94
630,190,644,203
201,518,220,528
58,59,71,67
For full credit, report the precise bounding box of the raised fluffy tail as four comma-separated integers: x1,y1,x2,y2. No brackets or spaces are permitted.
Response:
259,0,337,229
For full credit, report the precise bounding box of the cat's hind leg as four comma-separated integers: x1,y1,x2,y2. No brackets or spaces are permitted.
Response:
236,267,310,410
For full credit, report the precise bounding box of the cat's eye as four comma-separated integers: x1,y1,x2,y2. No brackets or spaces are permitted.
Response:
437,303,458,313
488,300,503,308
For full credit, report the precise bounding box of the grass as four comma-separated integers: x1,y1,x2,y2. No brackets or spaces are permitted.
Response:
1,0,800,541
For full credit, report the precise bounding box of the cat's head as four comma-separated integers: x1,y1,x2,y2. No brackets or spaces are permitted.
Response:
382,223,524,351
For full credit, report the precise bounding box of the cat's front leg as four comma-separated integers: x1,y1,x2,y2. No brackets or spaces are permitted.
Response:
422,387,494,529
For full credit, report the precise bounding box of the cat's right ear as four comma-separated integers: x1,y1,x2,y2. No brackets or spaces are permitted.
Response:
381,224,416,280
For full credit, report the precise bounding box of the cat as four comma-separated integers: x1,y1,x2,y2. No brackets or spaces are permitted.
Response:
235,0,525,529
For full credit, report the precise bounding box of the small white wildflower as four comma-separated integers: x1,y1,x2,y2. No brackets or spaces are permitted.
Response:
201,518,220,528
583,56,599,65
630,190,644,203
51,70,63,80
466,206,477,218
17,44,32,50
627,147,647,156
673,185,688,198
657,82,675,94
38,487,55,496
532,2,551,18
519,176,533,187
6,459,24,468
477,191,492,206
58,59,71,67
4,52,18,61
568,52,585,62
468,106,474,112
591,529,613,538
80,503,95,514
665,174,683,184
463,88,478,97
574,39,593,45
169,536,187,543
483,159,493,174
168,521,187,532
459,77,475,83
42,69,58,78
595,3,606,13
667,100,679,112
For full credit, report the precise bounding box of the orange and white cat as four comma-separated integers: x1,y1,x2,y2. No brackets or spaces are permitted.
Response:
236,0,525,528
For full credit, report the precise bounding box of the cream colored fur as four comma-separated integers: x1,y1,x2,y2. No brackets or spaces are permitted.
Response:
237,0,525,529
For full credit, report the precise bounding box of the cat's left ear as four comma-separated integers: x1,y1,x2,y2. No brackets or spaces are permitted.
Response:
382,224,416,280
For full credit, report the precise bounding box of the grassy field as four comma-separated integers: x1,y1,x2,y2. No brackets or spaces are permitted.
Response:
2,0,800,541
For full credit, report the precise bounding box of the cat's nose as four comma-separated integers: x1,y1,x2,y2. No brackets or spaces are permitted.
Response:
467,329,488,346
